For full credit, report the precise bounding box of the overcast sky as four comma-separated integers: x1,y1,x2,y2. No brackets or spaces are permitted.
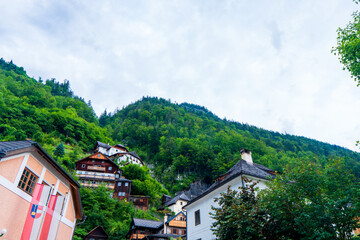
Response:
0,0,359,151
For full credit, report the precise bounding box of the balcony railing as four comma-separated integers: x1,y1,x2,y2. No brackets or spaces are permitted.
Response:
81,182,115,189
76,170,115,180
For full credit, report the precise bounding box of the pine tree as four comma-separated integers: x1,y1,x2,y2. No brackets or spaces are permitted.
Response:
54,142,65,159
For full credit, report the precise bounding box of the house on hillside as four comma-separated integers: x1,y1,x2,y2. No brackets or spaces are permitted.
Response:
75,152,131,200
126,218,163,240
129,195,150,211
126,218,182,240
183,149,276,240
162,211,187,236
83,225,108,240
94,141,144,166
158,193,190,215
0,140,83,240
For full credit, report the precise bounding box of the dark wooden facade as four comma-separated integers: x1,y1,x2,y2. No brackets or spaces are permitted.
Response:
114,178,132,201
75,152,131,199
126,218,163,240
129,195,150,211
83,225,108,240
75,153,119,174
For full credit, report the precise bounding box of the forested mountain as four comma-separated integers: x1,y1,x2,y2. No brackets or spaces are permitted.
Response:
0,58,111,173
101,97,360,193
2,57,360,193
2,58,360,238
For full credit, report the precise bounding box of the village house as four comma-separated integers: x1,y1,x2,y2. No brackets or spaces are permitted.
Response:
183,149,276,240
129,195,150,211
162,211,187,236
0,140,83,240
158,193,190,215
126,218,182,240
126,218,164,240
75,152,131,201
94,141,144,166
83,225,109,240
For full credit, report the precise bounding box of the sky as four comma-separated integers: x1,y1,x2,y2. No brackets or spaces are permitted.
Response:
0,0,359,151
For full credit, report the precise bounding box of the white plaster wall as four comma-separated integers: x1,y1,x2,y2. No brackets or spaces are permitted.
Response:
185,175,268,240
169,200,188,214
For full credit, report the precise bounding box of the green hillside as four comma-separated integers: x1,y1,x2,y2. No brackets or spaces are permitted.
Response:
101,97,360,193
0,58,112,172
2,58,360,238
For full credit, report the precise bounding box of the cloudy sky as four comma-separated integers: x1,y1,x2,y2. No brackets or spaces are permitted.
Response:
0,0,359,151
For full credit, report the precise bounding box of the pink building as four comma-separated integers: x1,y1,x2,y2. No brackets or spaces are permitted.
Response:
0,140,83,239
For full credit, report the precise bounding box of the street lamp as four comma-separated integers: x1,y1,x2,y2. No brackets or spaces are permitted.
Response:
0,229,6,237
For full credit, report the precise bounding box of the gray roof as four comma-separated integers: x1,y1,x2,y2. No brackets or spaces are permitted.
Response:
166,211,186,224
185,160,275,208
142,234,180,239
132,218,163,229
96,141,112,150
0,140,36,152
117,178,132,182
115,144,128,150
0,140,81,188
165,193,190,207
130,151,141,159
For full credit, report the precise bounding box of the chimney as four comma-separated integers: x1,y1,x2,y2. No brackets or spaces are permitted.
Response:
240,149,253,165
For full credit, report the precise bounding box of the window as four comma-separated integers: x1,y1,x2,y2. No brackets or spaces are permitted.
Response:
195,210,201,226
18,168,38,195
81,164,85,168
125,182,128,187
118,182,122,187
172,229,177,234
108,166,112,170
102,160,104,163
92,160,95,162
180,201,183,205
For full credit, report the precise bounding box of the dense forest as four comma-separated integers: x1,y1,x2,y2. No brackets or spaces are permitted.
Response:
1,58,360,238
100,97,360,193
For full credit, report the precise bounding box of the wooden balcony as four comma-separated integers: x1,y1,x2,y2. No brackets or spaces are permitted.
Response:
76,171,115,180
169,220,186,228
129,233,146,240
81,182,114,189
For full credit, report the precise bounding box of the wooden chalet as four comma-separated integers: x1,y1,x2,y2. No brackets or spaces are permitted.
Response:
129,195,150,211
83,225,108,240
126,218,163,240
115,177,132,201
75,152,131,200
162,212,186,236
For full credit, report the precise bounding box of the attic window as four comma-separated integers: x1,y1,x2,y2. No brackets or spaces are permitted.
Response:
98,154,101,157
81,164,85,168
18,168,38,195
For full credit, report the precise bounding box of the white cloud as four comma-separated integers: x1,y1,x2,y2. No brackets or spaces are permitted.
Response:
0,0,359,151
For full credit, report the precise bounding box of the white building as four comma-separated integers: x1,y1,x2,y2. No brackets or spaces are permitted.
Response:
163,193,190,215
183,149,276,240
94,141,144,166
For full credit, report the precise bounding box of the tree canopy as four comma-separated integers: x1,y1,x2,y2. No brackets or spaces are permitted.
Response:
211,160,360,240
333,1,360,85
